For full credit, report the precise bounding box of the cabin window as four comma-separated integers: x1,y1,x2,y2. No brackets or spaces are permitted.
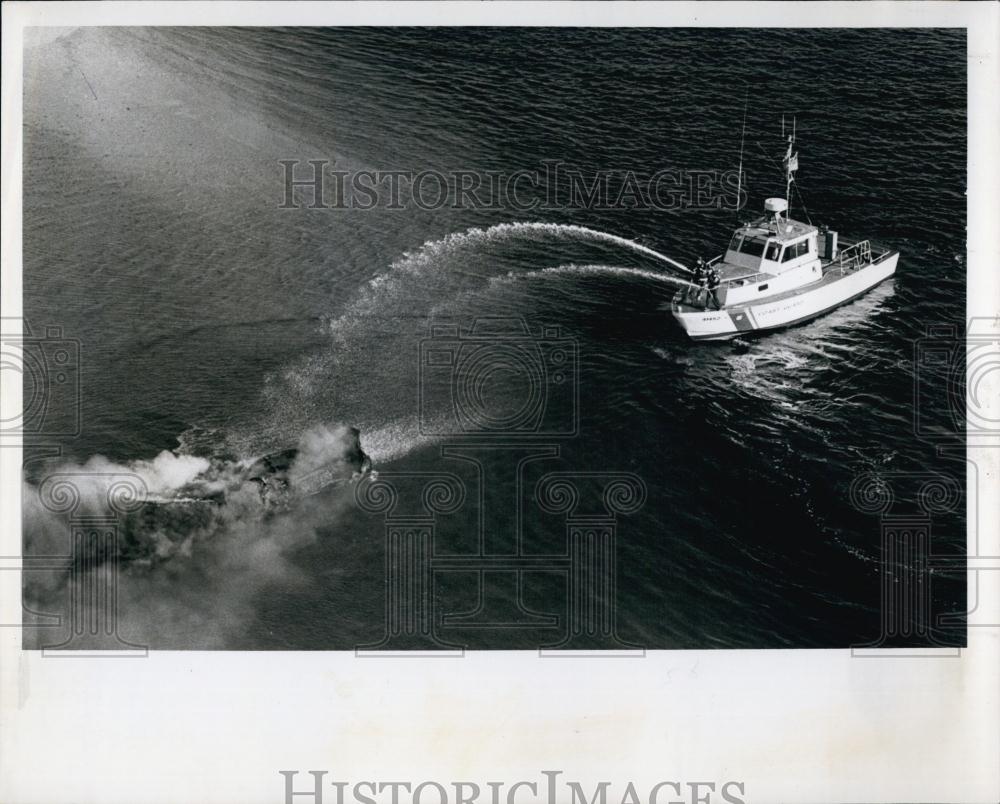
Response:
758,283,769,291
781,240,809,262
764,242,782,261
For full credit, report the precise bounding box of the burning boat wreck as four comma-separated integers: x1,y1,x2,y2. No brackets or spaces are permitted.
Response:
114,425,374,565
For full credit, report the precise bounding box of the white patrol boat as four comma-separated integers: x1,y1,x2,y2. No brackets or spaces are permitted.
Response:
671,125,899,341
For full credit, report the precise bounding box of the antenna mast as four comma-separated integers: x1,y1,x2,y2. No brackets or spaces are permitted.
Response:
784,116,798,220
735,88,749,216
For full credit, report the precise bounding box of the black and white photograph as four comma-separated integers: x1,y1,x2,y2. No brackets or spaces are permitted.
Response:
2,3,998,803
14,22,973,651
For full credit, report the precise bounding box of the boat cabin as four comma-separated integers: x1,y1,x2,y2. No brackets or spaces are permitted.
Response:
692,197,825,308
723,198,818,274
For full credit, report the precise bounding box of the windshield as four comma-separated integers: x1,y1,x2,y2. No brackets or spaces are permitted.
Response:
737,236,768,258
728,233,772,259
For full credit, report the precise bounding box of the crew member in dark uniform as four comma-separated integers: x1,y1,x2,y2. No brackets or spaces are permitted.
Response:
707,266,722,309
690,257,707,305
695,261,709,307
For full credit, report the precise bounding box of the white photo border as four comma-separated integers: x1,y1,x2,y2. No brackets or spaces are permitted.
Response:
1,3,997,803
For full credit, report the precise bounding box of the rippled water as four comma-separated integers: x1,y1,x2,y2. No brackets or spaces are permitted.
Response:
23,27,966,648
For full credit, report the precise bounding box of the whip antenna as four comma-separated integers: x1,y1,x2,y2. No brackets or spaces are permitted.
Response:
735,88,749,215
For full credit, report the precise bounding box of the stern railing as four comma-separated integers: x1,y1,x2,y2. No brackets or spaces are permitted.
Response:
837,240,873,270
831,239,894,273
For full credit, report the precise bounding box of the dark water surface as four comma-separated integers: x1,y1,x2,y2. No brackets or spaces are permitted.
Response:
23,28,966,649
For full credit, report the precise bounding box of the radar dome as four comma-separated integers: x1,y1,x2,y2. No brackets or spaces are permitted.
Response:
765,197,788,214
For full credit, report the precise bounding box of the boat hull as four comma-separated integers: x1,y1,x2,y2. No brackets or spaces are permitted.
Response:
671,253,898,341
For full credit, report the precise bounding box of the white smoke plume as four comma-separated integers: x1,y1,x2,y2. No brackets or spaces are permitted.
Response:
21,424,370,648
